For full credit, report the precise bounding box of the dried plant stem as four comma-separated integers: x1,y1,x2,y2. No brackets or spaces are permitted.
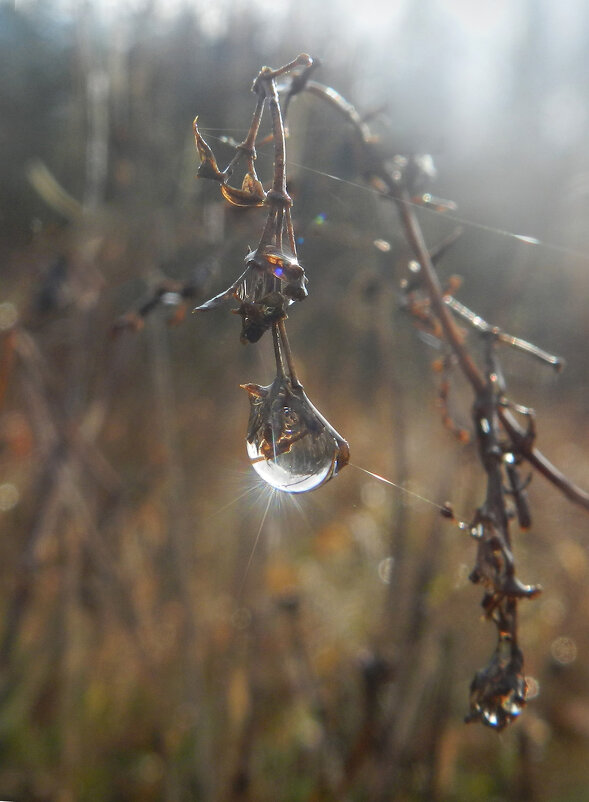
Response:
267,91,289,201
301,79,589,514
393,188,485,392
225,93,265,176
254,64,295,253
289,70,580,729
499,410,589,508
272,323,285,378
277,319,301,388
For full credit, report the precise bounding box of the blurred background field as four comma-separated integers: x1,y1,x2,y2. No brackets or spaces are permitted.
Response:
2,0,589,799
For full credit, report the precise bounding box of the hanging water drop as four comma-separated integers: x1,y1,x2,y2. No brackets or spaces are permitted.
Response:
466,641,528,730
241,376,349,493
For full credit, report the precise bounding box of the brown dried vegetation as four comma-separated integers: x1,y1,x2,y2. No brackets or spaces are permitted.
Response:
3,3,589,801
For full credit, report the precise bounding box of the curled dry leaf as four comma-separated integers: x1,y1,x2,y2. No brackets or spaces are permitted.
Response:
220,173,266,207
194,118,266,206
193,118,225,182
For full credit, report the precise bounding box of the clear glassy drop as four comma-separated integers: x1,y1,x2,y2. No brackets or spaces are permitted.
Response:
466,644,527,730
241,376,349,493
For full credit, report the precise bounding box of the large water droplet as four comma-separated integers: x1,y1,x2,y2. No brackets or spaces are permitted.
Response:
241,376,349,493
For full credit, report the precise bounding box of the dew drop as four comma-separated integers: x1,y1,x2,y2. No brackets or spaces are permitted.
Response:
242,376,349,493
482,709,499,727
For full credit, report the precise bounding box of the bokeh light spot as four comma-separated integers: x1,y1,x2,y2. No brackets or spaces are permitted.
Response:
0,483,19,511
550,636,577,665
378,556,394,584
0,302,17,330
524,675,541,700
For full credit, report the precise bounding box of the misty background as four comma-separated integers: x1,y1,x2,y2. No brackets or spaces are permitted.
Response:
2,0,589,799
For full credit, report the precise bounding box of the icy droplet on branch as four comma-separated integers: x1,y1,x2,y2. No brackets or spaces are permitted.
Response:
241,376,349,493
465,642,527,731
